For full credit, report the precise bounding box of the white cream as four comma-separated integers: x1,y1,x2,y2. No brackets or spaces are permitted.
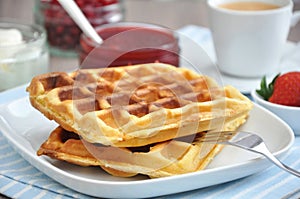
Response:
0,28,23,46
0,28,25,60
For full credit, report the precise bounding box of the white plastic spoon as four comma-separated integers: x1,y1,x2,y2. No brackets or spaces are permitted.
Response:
57,0,103,45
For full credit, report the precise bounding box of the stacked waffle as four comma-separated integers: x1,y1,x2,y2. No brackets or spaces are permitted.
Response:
27,63,253,178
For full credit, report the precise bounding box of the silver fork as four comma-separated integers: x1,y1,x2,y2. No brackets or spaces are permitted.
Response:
199,131,300,178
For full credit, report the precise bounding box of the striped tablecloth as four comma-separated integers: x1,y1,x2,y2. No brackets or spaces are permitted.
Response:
1,25,300,199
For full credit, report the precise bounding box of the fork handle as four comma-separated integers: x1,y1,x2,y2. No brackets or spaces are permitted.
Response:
240,142,300,178
259,147,300,178
230,141,300,178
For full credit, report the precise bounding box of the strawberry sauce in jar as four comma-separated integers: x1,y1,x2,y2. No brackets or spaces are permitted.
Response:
35,0,123,57
79,22,180,68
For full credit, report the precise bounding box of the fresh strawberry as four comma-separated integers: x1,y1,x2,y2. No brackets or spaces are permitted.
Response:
256,72,300,107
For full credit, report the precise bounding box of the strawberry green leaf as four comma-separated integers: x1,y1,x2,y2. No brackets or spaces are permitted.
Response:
256,76,269,100
256,74,280,100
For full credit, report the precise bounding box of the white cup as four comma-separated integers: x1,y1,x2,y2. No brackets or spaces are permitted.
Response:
207,0,300,78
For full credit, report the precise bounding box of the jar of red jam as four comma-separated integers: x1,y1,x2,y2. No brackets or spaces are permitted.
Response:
35,0,123,57
79,22,180,68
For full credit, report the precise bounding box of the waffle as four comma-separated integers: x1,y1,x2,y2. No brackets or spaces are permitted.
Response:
38,107,247,178
37,124,239,178
27,63,253,147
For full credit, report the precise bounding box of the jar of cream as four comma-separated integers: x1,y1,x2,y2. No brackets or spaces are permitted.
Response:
0,19,49,91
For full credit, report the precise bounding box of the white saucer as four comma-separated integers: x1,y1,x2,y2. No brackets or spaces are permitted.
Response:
179,31,298,94
219,42,299,93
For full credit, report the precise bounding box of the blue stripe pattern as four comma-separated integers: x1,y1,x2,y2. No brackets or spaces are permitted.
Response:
0,133,95,199
1,25,300,198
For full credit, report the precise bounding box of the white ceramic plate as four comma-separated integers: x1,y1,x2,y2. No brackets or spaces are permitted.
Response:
0,96,294,198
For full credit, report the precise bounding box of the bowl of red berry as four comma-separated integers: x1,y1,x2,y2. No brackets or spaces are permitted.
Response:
35,0,123,57
251,71,300,135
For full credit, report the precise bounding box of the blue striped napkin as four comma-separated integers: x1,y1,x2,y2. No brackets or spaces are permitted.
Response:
177,25,215,57
1,25,300,199
0,140,93,199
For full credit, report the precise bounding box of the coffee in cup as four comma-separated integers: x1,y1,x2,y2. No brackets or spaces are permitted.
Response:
218,1,280,11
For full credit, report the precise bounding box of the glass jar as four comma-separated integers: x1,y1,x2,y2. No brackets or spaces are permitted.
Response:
35,0,123,57
0,19,49,91
79,22,180,68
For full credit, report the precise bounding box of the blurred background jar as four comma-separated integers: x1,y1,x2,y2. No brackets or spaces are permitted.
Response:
34,0,124,57
79,22,180,68
0,19,49,91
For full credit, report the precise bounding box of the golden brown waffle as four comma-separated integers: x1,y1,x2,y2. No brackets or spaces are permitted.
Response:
27,63,253,147
37,126,224,178
38,106,247,179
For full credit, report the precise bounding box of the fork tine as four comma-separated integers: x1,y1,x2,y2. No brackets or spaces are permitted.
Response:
196,131,236,143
